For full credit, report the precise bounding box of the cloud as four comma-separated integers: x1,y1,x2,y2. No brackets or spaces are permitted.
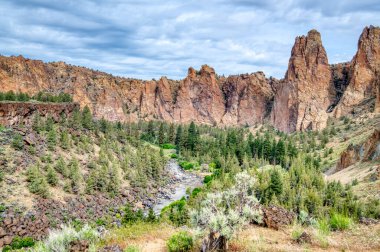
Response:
0,0,379,80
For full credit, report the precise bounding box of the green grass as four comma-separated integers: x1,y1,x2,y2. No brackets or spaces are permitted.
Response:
329,213,352,231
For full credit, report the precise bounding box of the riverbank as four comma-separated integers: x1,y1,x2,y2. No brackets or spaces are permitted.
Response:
0,160,202,247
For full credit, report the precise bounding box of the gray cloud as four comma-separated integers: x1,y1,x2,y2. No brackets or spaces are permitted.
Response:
0,0,379,80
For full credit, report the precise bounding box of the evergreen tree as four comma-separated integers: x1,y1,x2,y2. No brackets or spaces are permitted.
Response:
12,133,24,150
147,121,155,142
82,106,94,130
269,169,283,197
168,123,175,143
158,122,165,145
147,208,157,222
175,125,183,153
46,165,58,186
60,130,70,149
47,128,57,150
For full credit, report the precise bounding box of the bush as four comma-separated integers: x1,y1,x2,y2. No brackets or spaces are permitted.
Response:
2,236,35,251
329,213,352,230
179,161,194,170
31,224,99,252
27,166,50,198
170,153,178,159
191,187,202,198
203,175,212,184
161,198,189,227
167,231,193,252
125,245,140,252
316,218,330,236
12,133,24,150
161,143,176,149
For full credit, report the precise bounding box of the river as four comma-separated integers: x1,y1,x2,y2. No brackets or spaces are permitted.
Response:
152,160,203,214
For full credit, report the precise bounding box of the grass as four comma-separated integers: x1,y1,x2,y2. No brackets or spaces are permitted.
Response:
99,222,176,250
329,213,352,231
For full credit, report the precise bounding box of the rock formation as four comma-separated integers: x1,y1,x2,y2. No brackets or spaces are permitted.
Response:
0,25,379,132
335,25,380,117
0,102,79,126
271,29,332,132
336,129,380,171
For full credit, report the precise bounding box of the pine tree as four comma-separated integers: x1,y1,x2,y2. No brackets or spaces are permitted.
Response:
60,130,70,149
158,122,165,145
32,113,43,133
12,133,24,150
269,169,283,197
82,106,94,130
71,108,82,130
175,125,183,153
168,123,175,143
46,165,58,186
147,208,157,222
147,121,155,142
47,128,57,150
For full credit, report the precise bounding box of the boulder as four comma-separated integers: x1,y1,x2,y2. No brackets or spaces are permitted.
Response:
262,205,296,230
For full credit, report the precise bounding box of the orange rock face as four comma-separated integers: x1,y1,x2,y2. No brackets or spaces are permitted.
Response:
271,29,332,132
336,129,380,171
335,26,380,116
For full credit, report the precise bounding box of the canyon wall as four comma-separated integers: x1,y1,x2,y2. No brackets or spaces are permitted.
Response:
0,25,379,132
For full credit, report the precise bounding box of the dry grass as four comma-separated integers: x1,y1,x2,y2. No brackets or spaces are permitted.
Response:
230,223,380,252
99,222,177,251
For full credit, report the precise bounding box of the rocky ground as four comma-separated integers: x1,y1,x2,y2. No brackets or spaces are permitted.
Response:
0,160,199,247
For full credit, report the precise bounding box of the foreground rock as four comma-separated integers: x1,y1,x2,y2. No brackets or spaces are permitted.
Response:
262,205,296,230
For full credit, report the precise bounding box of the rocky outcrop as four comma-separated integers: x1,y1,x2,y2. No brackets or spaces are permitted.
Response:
0,102,79,126
221,72,275,126
0,25,379,132
271,30,332,132
173,65,225,125
335,26,380,117
336,129,380,171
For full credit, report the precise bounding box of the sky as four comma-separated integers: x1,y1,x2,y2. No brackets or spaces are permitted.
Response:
0,0,379,80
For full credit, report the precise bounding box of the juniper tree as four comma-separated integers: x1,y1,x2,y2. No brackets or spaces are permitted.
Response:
191,171,263,251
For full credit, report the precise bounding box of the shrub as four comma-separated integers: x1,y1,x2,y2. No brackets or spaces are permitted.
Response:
191,187,202,198
161,143,176,149
316,218,330,236
161,198,189,227
2,236,35,251
170,153,178,159
329,213,352,231
291,224,303,241
167,231,193,252
12,133,24,150
46,165,59,186
27,166,50,198
203,175,212,184
31,224,99,252
179,161,194,170
125,245,140,252
0,169,4,183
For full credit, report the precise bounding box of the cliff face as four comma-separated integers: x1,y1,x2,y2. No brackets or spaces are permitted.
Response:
271,30,332,132
0,102,79,126
0,57,274,127
336,129,380,171
335,25,380,117
0,26,379,132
